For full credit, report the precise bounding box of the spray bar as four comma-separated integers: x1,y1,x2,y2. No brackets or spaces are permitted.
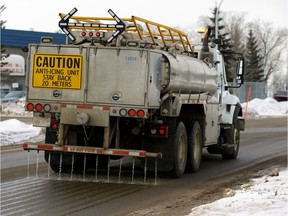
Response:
23,143,162,159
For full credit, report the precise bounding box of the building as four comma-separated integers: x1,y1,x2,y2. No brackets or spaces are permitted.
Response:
1,29,66,94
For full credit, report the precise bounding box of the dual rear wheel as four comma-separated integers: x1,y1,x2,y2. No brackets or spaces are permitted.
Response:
171,121,202,178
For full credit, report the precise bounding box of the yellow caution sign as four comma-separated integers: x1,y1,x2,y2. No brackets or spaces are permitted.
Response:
32,54,83,89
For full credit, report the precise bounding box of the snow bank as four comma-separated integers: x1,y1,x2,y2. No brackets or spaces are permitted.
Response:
0,119,43,146
242,98,288,119
189,168,288,216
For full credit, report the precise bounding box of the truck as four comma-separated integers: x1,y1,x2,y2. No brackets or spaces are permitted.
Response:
23,8,245,178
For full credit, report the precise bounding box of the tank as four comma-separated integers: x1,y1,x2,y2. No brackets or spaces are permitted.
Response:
161,53,218,95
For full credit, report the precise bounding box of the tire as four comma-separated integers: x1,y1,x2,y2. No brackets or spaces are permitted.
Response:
222,107,240,159
186,121,202,173
171,121,188,178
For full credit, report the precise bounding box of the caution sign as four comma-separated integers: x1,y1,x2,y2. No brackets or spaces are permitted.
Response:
32,54,83,89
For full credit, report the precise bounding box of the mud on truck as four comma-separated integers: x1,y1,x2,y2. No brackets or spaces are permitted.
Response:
23,8,245,178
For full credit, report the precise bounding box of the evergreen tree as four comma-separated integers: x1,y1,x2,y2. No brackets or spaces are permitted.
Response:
209,7,234,82
245,29,264,82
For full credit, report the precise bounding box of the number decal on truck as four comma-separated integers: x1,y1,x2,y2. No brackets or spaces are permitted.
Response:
32,54,83,89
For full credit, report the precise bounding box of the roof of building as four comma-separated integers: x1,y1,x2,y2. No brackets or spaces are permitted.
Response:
1,29,66,47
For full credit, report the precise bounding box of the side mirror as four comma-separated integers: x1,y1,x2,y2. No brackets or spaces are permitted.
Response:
222,51,245,89
236,57,244,85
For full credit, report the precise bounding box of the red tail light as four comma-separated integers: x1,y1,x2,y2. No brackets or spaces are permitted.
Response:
26,103,34,111
159,126,167,135
51,119,59,130
137,109,145,118
51,123,58,129
89,32,93,37
81,32,86,36
128,109,136,117
35,103,43,111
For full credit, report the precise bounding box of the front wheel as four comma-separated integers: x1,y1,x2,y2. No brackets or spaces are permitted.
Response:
222,107,240,159
171,121,188,178
186,121,202,173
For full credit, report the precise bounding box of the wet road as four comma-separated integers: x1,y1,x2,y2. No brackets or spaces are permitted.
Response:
1,117,287,216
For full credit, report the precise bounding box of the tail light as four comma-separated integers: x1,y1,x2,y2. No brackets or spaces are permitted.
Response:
149,125,168,138
26,103,34,111
137,109,145,118
43,104,51,112
50,119,59,130
128,109,136,117
119,108,127,116
114,108,148,118
35,103,43,111
159,126,167,135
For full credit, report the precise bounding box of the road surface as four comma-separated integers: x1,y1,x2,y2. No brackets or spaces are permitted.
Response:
1,117,287,216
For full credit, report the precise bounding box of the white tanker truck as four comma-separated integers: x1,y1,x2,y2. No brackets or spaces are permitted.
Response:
23,8,245,178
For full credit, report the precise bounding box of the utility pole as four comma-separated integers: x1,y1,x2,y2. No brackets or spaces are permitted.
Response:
215,0,224,49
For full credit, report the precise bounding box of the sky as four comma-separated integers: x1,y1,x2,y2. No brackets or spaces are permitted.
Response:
1,0,287,33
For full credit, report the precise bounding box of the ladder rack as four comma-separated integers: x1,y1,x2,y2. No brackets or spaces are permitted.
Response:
59,10,194,53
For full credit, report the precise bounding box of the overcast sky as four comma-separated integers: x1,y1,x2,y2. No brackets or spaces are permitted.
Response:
1,0,287,33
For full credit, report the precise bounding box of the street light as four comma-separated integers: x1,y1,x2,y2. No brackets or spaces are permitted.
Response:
215,0,224,49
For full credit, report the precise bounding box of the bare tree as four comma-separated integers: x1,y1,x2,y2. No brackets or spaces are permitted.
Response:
225,12,247,54
251,21,287,83
0,5,6,28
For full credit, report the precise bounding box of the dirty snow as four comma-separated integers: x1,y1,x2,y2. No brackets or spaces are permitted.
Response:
189,167,288,216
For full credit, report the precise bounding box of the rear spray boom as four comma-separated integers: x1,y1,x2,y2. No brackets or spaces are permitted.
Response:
23,143,161,184
23,143,161,158
58,7,126,43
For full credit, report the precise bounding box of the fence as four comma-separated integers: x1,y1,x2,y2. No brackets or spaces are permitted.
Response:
232,82,267,103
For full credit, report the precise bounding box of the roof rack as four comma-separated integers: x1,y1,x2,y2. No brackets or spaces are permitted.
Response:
59,8,193,53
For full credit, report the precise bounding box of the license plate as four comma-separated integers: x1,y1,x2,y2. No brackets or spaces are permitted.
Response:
32,54,83,89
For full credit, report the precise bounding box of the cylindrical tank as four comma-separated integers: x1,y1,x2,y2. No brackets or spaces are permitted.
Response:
161,53,218,95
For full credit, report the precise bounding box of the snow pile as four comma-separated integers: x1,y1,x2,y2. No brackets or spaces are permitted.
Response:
0,119,44,146
242,98,288,119
189,168,288,216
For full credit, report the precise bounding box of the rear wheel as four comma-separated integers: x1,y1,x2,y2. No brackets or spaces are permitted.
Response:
171,121,187,178
186,121,202,173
